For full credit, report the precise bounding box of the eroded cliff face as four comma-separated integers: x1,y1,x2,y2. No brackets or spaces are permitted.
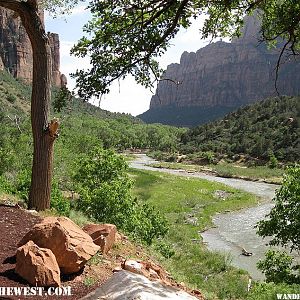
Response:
142,17,300,126
0,8,64,87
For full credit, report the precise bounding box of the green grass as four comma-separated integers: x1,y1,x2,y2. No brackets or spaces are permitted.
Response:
130,168,259,299
149,161,283,184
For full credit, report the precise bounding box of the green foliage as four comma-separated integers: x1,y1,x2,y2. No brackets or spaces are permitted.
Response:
257,250,299,284
0,175,13,194
73,147,168,244
154,241,175,259
50,181,70,216
181,96,300,163
6,94,17,103
247,282,300,300
268,151,279,169
42,0,84,17
14,169,31,202
53,87,72,113
257,165,300,251
256,165,300,285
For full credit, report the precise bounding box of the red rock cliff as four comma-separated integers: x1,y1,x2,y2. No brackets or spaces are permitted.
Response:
149,16,300,110
0,7,64,87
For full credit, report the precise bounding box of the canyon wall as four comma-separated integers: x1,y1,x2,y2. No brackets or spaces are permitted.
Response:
140,16,300,126
0,7,64,87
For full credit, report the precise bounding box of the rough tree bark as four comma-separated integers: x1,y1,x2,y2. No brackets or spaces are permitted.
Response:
0,0,57,210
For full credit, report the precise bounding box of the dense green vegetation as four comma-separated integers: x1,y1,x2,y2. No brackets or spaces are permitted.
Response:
180,96,300,163
73,147,168,245
1,70,300,298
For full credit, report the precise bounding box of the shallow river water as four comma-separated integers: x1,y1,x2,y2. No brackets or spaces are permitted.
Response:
130,154,279,280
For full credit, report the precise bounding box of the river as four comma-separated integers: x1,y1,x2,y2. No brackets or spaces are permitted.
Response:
130,154,279,280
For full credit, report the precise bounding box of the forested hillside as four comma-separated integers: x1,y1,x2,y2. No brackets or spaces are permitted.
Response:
180,96,300,163
0,70,185,190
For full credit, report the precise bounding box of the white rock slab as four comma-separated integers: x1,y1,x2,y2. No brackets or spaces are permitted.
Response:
80,270,198,300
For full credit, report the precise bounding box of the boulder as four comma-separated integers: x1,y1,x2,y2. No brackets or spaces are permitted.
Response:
83,224,116,254
19,217,100,274
15,241,61,287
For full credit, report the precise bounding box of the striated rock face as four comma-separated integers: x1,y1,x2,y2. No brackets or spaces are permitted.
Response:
0,7,64,87
141,16,300,126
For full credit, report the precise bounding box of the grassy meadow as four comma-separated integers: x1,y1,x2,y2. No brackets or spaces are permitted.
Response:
130,168,259,299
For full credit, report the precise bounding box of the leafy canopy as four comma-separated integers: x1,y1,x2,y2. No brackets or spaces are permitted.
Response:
71,0,300,99
41,0,84,16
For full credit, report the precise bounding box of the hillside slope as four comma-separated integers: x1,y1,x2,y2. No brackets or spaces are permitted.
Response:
180,96,300,162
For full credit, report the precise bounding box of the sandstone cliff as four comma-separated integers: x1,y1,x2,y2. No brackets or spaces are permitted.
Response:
0,8,64,87
140,16,300,126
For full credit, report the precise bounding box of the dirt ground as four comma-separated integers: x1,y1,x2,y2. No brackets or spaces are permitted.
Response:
0,204,203,300
0,205,112,300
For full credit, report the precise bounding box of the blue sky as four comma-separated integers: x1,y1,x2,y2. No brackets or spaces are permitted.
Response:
45,4,214,116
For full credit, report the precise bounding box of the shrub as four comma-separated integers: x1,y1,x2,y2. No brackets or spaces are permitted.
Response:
247,282,300,300
50,181,70,216
154,241,175,258
257,250,299,284
0,175,13,193
9,170,70,215
6,94,17,103
257,165,300,251
73,147,168,244
268,151,278,169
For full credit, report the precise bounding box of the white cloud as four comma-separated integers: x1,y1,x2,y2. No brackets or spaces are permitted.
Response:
100,78,153,116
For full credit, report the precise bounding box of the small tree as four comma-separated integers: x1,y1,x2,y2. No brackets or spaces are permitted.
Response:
53,86,72,113
257,165,300,283
257,165,300,250
257,250,299,284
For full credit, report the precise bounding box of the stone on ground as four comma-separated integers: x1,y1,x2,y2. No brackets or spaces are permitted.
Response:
15,240,61,287
18,217,100,274
83,223,116,254
80,270,199,300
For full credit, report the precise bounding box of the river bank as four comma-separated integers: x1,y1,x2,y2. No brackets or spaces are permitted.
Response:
148,161,283,184
130,154,280,280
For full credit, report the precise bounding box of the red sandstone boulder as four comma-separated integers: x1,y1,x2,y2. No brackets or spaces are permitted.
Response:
15,241,61,287
18,217,100,274
83,224,117,254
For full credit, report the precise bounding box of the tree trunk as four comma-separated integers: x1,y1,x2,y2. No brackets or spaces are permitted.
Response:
1,0,55,211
